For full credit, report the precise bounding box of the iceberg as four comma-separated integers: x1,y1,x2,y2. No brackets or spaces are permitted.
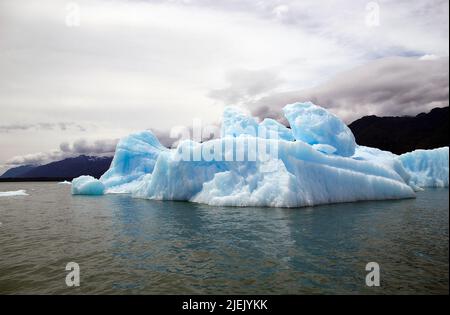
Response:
283,102,356,157
71,102,448,208
221,106,294,141
100,130,167,193
189,139,415,207
259,118,295,142
0,190,29,197
71,176,105,195
352,145,412,187
398,147,449,188
221,106,259,138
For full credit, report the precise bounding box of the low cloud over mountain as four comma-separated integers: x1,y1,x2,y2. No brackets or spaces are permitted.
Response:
246,57,449,124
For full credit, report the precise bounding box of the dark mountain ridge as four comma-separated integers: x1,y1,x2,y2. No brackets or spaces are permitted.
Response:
349,107,449,154
0,155,113,181
0,164,36,178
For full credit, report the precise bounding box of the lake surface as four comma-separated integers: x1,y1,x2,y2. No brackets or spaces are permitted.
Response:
0,182,448,294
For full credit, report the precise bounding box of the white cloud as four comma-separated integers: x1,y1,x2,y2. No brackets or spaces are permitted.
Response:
419,54,439,61
4,138,118,167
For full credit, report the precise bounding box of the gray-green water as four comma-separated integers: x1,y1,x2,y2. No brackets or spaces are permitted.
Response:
0,182,448,294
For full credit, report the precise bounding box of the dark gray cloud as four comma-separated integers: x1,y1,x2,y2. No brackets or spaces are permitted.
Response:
247,56,449,123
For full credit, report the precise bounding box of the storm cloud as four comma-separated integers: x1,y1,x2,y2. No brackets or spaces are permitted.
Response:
246,56,449,124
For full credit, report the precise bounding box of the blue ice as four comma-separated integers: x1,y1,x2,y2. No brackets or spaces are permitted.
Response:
71,102,448,207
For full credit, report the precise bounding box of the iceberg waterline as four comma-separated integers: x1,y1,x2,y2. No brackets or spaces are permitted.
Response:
71,102,449,207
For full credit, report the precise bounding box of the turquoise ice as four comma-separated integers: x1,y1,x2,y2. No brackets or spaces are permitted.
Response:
71,102,448,207
71,176,105,195
283,101,356,157
398,147,449,188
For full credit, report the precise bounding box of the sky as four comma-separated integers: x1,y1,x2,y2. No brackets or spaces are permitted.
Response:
0,0,449,173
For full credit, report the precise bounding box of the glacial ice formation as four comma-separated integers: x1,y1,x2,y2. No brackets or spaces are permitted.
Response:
221,106,259,138
0,190,29,197
283,102,356,157
71,102,449,207
259,118,295,142
71,176,105,195
398,147,449,188
100,131,167,193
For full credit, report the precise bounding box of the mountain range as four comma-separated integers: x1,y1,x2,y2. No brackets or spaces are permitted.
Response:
0,155,112,181
349,106,448,154
1,107,448,181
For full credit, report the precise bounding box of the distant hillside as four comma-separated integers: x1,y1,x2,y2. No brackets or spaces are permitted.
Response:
349,107,449,154
0,164,36,178
0,155,113,180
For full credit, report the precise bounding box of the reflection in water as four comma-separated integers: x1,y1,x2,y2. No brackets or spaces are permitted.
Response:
0,182,448,294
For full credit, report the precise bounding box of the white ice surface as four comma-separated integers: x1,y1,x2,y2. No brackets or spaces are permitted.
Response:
0,190,29,197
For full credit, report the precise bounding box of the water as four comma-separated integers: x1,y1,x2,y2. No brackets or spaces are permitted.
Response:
0,182,448,294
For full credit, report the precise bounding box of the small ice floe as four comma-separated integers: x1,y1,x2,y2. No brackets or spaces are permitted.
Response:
58,181,72,185
0,190,29,197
